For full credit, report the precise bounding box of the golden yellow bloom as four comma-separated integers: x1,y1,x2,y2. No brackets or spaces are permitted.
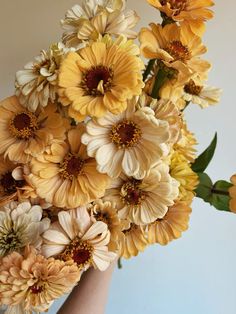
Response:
27,126,110,208
139,23,210,82
119,223,148,259
59,39,144,119
170,151,199,204
147,201,192,245
42,206,117,271
0,96,69,163
229,175,236,213
147,0,214,36
0,246,80,311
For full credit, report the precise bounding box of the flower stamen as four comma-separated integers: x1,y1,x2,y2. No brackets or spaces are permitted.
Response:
60,154,85,180
121,181,145,206
160,0,187,14
9,111,39,140
165,40,190,61
184,79,203,95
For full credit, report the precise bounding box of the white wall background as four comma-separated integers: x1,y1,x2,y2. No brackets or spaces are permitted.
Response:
0,1,236,314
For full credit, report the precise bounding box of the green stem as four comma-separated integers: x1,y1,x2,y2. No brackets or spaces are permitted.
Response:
151,68,167,99
161,12,175,27
143,59,156,81
118,258,122,269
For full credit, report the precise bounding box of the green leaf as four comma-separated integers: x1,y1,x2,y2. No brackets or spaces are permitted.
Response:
210,180,232,212
151,68,167,99
192,133,217,173
195,172,213,203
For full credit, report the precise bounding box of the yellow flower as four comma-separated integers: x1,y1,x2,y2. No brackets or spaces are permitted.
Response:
61,1,140,47
147,201,192,245
0,246,80,312
0,96,69,163
170,151,199,204
229,175,236,213
119,223,148,259
139,23,210,82
58,38,144,119
27,126,110,208
147,0,214,36
42,206,117,271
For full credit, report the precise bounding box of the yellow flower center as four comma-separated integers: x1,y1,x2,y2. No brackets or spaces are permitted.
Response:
110,120,142,149
0,171,25,195
184,79,203,95
81,65,114,96
165,41,190,62
0,231,22,256
161,0,187,14
9,111,38,140
60,239,94,270
60,154,85,180
121,181,145,206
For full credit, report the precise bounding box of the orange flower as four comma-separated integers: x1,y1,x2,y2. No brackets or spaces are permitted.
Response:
229,175,236,213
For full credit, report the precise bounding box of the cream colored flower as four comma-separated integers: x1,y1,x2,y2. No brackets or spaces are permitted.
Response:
42,206,117,271
183,78,222,108
27,126,110,208
104,163,179,225
0,96,69,163
15,43,71,112
119,223,148,259
147,201,192,245
139,23,210,82
61,0,139,47
82,99,170,179
58,38,144,119
0,201,50,257
0,246,80,312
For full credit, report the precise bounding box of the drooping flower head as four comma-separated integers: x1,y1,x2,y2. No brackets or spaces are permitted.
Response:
58,37,144,120
42,206,117,271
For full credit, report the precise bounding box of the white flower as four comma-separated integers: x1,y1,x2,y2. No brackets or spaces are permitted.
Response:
42,206,117,271
0,201,50,256
82,98,170,179
61,0,139,47
15,43,72,112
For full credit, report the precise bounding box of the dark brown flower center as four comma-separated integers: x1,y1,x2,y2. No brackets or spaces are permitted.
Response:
165,40,190,62
184,79,203,95
30,284,43,294
0,171,25,195
60,154,85,180
82,65,113,96
110,120,142,149
160,0,187,14
9,111,38,140
121,181,145,206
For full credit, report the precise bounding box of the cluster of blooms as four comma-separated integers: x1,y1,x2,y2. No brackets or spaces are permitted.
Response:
0,0,234,313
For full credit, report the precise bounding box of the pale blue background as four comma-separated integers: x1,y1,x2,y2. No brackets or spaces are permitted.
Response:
0,1,236,313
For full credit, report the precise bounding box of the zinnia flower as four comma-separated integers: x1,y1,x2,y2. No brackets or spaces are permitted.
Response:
147,201,192,245
15,43,71,112
0,201,50,257
82,99,170,179
0,246,80,312
104,163,179,225
147,0,214,36
229,175,236,213
139,23,210,82
58,38,144,119
42,206,117,271
27,126,110,208
0,96,69,163
61,0,140,47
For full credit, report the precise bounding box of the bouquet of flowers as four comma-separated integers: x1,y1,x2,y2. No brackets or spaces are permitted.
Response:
0,0,235,313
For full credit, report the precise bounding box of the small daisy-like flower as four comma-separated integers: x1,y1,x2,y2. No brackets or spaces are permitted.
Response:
27,126,110,208
42,206,117,271
58,38,144,119
229,175,236,213
183,78,222,108
89,200,123,251
170,151,199,204
0,246,80,312
147,0,214,36
0,201,50,257
61,0,139,47
0,96,69,163
147,201,192,245
139,23,210,82
15,43,71,112
119,223,148,259
82,99,170,179
103,163,179,225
